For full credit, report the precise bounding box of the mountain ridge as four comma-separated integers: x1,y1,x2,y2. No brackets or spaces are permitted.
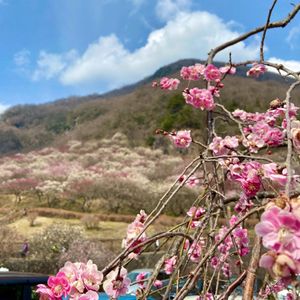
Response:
0,59,298,155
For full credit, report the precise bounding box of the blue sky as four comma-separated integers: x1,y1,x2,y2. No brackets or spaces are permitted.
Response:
0,0,300,111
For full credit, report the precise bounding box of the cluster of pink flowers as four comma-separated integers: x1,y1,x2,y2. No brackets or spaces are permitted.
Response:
37,260,103,300
183,88,215,111
187,206,205,228
122,210,148,259
229,161,262,198
185,239,204,263
233,102,298,124
180,63,235,82
259,279,295,299
223,160,299,213
179,63,235,112
246,63,267,77
209,136,239,156
203,64,222,82
158,77,180,90
169,130,192,148
211,215,249,277
242,121,285,152
180,64,205,80
255,199,300,280
232,103,300,153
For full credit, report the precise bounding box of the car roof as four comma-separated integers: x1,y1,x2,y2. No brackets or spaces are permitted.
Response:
0,271,48,285
128,269,153,273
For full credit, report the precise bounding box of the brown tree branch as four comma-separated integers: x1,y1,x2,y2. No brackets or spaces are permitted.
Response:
260,0,278,61
242,236,262,299
173,206,265,300
207,3,300,63
284,81,300,197
217,270,247,300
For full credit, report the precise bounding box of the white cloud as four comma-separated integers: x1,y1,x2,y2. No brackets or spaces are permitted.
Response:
268,57,300,73
0,103,9,114
155,0,192,21
57,11,259,89
14,49,31,67
32,50,78,81
286,26,300,50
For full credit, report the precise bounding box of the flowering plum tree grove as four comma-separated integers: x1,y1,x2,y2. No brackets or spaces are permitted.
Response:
27,2,300,299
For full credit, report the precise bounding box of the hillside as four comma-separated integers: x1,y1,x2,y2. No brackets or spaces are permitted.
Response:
0,59,299,155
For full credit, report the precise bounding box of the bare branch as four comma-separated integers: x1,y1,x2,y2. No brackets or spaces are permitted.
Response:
260,0,278,61
217,270,247,300
207,3,300,63
284,80,300,197
243,236,262,299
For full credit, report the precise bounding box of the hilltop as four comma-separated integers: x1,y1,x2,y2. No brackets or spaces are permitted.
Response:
0,59,299,155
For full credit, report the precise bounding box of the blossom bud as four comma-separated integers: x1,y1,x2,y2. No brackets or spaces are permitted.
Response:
274,195,289,209
269,98,283,109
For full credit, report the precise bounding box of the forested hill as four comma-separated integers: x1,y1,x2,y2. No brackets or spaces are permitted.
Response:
0,59,298,155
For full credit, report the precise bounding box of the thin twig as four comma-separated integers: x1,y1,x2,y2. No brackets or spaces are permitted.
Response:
173,206,265,300
260,0,278,61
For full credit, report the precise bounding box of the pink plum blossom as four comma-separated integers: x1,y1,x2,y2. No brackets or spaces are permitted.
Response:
210,256,219,268
103,267,131,299
228,162,262,197
56,261,103,299
81,260,103,291
209,136,239,156
153,280,163,289
187,206,205,228
77,290,99,300
179,175,200,188
136,272,147,288
291,120,300,152
219,65,236,74
234,193,254,214
122,210,148,257
180,65,201,80
187,241,203,262
259,251,300,278
222,262,232,278
170,130,192,149
183,88,215,111
159,77,180,90
246,63,267,77
255,206,300,258
264,127,285,146
204,64,222,81
164,256,177,274
37,272,71,299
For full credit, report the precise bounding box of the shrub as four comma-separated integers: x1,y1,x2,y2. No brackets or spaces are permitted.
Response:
58,239,116,270
81,214,100,230
27,211,38,226
0,225,24,259
29,223,83,265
